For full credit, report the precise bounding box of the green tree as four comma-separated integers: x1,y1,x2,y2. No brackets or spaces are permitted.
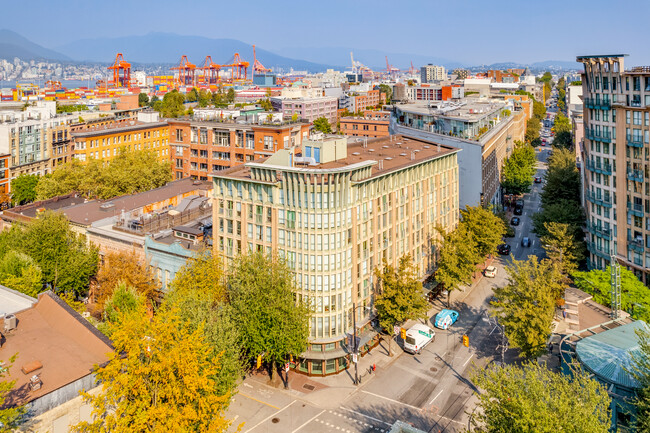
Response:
501,142,537,195
97,282,145,337
532,100,546,120
539,72,553,83
153,90,185,118
10,174,39,205
525,118,541,144
258,98,272,111
470,361,611,432
374,255,428,356
226,252,310,380
73,305,234,433
0,250,43,297
169,251,226,302
0,355,26,431
226,88,236,103
313,116,332,134
630,324,650,432
491,257,563,358
378,84,392,104
185,87,199,103
435,224,481,306
573,266,650,322
540,221,583,277
460,206,506,259
138,93,149,107
198,89,211,108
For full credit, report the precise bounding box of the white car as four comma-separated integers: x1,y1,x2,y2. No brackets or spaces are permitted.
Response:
484,266,497,278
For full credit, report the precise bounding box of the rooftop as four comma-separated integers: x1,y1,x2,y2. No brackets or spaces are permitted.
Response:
0,292,113,407
395,99,506,122
0,285,36,316
213,135,459,182
71,120,168,138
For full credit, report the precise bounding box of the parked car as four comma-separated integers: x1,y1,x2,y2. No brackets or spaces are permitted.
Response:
403,324,435,354
484,266,497,278
521,237,531,247
497,244,511,255
534,176,542,183
434,309,459,330
510,217,520,226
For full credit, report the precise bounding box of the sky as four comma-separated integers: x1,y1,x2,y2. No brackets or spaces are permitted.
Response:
3,0,650,66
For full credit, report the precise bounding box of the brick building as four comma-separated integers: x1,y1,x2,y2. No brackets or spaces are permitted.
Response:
339,111,390,138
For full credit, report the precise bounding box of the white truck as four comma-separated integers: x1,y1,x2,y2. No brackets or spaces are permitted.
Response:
403,324,435,354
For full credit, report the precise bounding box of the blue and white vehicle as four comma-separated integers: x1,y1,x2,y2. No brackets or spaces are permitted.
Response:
434,309,459,330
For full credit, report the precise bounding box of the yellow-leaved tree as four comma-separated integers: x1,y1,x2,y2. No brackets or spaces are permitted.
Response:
73,304,236,433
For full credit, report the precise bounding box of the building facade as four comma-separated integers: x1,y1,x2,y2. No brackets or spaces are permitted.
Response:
578,55,650,283
271,96,338,126
420,64,446,83
339,111,390,138
212,135,459,375
0,153,8,198
406,84,463,102
168,118,311,181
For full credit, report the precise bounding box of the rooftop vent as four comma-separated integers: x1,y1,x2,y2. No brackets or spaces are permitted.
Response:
99,202,115,211
424,145,431,149
382,145,390,149
385,157,393,161
368,148,375,152
399,153,407,157
352,152,361,156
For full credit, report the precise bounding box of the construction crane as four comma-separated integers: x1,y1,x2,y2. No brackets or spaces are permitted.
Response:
201,56,221,85
172,55,196,87
385,56,400,77
408,61,417,75
252,45,271,75
222,53,249,82
44,80,63,90
107,53,131,88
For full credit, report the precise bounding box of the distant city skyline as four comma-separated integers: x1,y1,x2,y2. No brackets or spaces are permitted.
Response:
2,0,650,66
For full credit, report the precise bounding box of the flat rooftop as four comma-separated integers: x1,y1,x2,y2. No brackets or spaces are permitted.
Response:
396,99,506,122
214,134,459,182
0,292,113,407
71,120,168,138
0,285,36,316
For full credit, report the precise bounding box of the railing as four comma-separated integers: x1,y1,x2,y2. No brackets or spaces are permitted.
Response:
586,130,612,143
627,168,644,183
587,222,612,239
626,134,644,148
585,160,613,175
586,240,611,259
584,97,611,110
113,205,212,235
586,191,612,208
628,236,645,253
627,202,644,217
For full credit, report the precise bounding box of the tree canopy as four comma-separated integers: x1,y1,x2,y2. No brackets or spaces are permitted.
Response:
0,250,43,297
36,149,172,200
138,93,149,107
470,362,611,433
541,221,583,277
435,223,480,305
152,90,186,118
170,251,227,302
313,117,332,134
374,255,428,355
501,142,537,195
460,205,506,258
10,174,39,205
630,324,650,432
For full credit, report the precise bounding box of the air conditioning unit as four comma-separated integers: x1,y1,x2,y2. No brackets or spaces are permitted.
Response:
4,314,17,332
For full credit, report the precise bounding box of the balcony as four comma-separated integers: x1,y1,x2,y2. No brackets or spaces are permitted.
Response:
585,160,612,175
586,191,613,208
628,236,645,254
626,134,644,148
627,168,644,183
587,222,612,240
584,97,611,110
586,240,611,260
586,130,612,143
627,202,644,217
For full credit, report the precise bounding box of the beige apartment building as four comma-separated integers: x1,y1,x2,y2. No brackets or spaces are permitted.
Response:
212,134,459,375
578,55,650,284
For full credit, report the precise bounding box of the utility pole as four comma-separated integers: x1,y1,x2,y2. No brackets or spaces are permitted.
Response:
352,302,359,385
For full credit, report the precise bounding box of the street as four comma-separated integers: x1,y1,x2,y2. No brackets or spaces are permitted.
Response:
226,146,552,433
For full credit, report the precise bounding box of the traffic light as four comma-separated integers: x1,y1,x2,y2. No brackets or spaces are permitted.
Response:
256,354,262,369
400,328,406,340
462,335,469,347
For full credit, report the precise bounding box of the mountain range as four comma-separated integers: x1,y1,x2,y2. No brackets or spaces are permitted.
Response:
0,29,580,72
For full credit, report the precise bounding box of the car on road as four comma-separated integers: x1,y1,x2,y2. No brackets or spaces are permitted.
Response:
534,176,542,183
521,237,531,247
513,207,523,215
497,243,511,255
510,217,520,226
404,324,435,354
484,266,497,278
434,309,459,330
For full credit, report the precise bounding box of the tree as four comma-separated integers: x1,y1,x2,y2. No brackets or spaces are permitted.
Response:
630,324,650,432
97,282,145,337
532,100,546,120
435,224,481,306
313,116,332,134
152,90,185,118
374,255,428,356
470,362,611,432
226,252,310,380
197,89,211,108
169,251,226,302
0,250,43,297
11,174,39,205
540,221,583,277
573,266,650,322
1,355,26,431
491,257,563,358
185,87,199,103
258,98,272,111
226,88,236,103
501,142,537,195
533,200,585,239
378,84,392,104
460,206,505,259
92,250,159,315
524,118,541,144
73,306,234,433
19,211,98,296
138,93,149,107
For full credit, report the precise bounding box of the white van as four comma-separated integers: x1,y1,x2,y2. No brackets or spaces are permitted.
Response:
403,324,435,354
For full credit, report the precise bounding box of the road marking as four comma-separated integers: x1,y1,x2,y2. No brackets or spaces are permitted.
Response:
237,392,280,410
244,400,295,433
293,409,325,432
429,389,444,405
340,407,392,426
360,390,422,411
463,354,474,367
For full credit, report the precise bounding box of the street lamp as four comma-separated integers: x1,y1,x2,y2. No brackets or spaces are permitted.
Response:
350,302,370,386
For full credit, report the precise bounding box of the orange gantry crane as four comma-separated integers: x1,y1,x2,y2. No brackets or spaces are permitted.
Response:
172,55,196,87
108,53,131,88
201,55,221,85
252,45,271,75
223,53,249,82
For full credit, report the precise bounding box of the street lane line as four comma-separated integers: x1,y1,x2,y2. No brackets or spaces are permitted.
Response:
340,407,392,426
463,354,474,367
429,389,444,405
237,392,280,410
360,390,421,411
244,400,295,433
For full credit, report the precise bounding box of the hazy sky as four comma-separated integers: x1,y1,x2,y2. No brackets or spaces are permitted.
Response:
4,0,650,65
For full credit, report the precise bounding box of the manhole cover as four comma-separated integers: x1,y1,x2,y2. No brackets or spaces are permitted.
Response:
430,367,438,372
271,418,280,424
303,384,315,391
